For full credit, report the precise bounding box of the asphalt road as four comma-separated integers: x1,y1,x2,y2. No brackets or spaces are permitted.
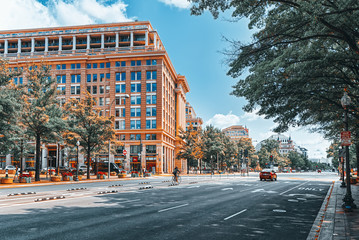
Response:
0,172,337,240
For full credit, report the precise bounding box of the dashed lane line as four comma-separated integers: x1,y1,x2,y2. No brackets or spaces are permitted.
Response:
224,209,247,221
158,203,189,213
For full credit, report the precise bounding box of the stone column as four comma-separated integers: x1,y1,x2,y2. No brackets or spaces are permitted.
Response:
87,34,90,50
4,39,8,55
45,37,48,52
145,31,148,46
130,32,133,48
115,33,119,48
101,34,104,49
59,36,62,51
153,33,157,49
17,39,21,54
72,36,76,51
31,38,35,53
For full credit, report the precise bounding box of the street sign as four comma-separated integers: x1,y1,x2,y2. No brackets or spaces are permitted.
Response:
341,131,351,146
123,149,127,156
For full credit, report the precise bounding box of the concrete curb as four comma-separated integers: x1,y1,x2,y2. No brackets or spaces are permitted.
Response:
307,181,335,240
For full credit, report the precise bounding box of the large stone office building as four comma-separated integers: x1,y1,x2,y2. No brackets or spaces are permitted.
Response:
0,21,190,174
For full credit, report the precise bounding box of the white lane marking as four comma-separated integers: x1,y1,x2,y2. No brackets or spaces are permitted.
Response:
224,209,247,221
279,181,309,195
222,188,233,191
273,209,286,213
187,186,200,189
158,203,189,213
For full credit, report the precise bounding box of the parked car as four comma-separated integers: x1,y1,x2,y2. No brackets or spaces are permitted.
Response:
97,162,122,174
79,164,92,173
317,169,322,173
24,167,36,172
260,169,277,181
59,166,70,173
5,165,16,170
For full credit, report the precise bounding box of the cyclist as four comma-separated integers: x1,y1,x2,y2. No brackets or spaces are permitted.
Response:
173,166,181,183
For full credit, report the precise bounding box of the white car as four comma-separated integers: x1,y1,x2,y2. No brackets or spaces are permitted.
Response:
78,165,92,172
5,165,16,170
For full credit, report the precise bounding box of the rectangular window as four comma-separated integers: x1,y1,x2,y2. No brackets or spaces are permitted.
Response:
146,83,156,92
87,86,91,93
116,72,126,81
115,120,125,130
71,86,80,95
100,73,104,82
115,108,125,117
146,107,156,117
71,64,75,69
152,134,156,140
146,120,156,129
56,64,61,70
106,73,111,79
146,145,156,154
71,74,81,83
57,86,66,95
131,71,141,81
93,74,97,82
146,59,157,66
99,85,104,94
115,84,126,93
57,75,66,84
131,60,135,66
100,63,105,69
62,64,66,70
131,83,141,93
77,63,81,69
137,60,141,66
131,95,141,105
146,95,157,104
93,63,98,69
87,63,91,69
92,86,97,94
115,96,126,105
130,134,135,140
136,134,141,140
121,61,126,67
130,107,141,117
87,74,91,82
146,134,151,140
146,71,157,80
99,97,104,106
130,120,141,129
106,62,110,68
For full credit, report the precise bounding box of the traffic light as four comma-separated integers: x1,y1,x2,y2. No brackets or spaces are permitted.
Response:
270,155,273,162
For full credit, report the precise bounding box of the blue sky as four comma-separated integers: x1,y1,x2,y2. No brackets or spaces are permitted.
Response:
1,0,330,158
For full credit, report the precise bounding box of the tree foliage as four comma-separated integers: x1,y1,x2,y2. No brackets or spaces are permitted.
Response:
19,64,64,181
64,92,115,179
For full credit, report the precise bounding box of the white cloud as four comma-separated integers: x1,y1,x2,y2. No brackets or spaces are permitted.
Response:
241,108,265,121
205,112,241,130
0,0,132,30
158,0,191,9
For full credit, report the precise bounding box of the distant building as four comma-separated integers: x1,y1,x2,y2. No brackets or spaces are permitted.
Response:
256,134,296,155
185,102,203,131
222,125,250,142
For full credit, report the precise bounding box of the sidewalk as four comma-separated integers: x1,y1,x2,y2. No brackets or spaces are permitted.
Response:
308,180,359,240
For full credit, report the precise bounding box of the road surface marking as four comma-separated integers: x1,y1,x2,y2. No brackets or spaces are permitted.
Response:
224,209,247,221
158,203,189,213
222,188,233,191
279,181,309,195
273,209,286,213
187,186,200,189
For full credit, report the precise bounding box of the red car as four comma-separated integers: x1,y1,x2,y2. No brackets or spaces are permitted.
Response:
260,169,277,181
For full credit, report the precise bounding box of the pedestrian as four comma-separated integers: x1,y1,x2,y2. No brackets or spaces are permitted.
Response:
143,167,146,177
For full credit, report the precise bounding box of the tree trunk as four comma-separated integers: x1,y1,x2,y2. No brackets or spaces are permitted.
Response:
20,139,23,174
35,134,41,182
356,143,359,175
87,145,91,179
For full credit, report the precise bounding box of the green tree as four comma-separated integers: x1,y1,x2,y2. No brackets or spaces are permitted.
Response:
202,125,225,173
20,64,64,181
288,151,305,170
176,125,204,173
189,0,359,165
64,93,115,179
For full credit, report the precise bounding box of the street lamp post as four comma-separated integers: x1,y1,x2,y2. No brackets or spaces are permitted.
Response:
341,92,356,209
75,140,80,181
339,147,346,188
108,94,129,179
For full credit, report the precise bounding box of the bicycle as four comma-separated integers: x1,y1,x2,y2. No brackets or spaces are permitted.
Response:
171,175,182,185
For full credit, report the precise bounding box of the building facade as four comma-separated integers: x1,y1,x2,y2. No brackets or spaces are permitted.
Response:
185,102,203,131
222,125,250,142
0,21,189,174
